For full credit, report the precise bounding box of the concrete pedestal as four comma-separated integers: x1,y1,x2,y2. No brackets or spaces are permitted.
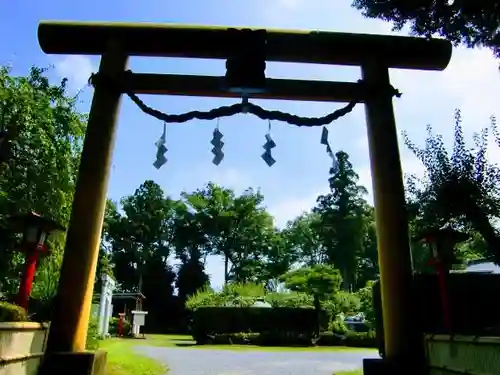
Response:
131,310,148,338
363,358,427,375
38,350,107,375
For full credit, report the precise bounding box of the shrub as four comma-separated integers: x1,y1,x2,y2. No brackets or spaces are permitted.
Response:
186,283,266,311
343,330,377,348
0,302,28,322
86,318,100,350
318,331,344,346
356,281,376,324
265,292,312,308
330,316,349,335
323,292,361,317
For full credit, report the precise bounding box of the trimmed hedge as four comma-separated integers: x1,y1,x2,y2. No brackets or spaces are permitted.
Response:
193,330,377,348
0,301,28,322
191,307,327,341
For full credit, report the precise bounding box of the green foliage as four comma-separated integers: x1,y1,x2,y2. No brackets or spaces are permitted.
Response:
329,316,349,335
352,0,500,58
355,280,375,325
324,290,361,317
284,213,326,266
0,301,27,322
343,330,377,348
404,110,499,264
185,283,266,310
176,253,210,300
314,151,373,290
86,317,100,350
178,183,287,284
265,291,312,308
280,264,343,301
103,181,177,329
31,250,63,303
0,65,86,294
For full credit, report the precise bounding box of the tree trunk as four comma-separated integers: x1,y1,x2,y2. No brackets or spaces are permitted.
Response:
313,295,321,337
138,273,143,293
224,255,229,284
342,269,351,292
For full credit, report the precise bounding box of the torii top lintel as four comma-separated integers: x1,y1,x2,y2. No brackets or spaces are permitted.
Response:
38,21,452,71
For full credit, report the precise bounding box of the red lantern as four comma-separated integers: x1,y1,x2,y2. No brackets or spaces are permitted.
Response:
8,212,65,310
417,224,469,333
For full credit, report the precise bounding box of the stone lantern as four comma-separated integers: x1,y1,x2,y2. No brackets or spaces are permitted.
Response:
8,211,65,309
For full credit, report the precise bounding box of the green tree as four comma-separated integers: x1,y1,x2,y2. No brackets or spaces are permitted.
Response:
175,247,210,300
105,180,177,328
109,180,175,292
404,110,496,264
352,0,500,58
355,207,379,289
315,151,370,291
0,66,86,295
280,264,342,335
181,183,278,284
284,212,327,266
355,280,376,325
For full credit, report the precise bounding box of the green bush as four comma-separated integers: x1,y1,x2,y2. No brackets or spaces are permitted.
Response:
86,318,100,350
265,292,313,308
318,331,344,346
0,302,28,322
186,283,266,310
330,316,349,335
343,330,377,348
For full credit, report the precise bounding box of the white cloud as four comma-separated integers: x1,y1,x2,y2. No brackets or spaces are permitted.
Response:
54,55,95,93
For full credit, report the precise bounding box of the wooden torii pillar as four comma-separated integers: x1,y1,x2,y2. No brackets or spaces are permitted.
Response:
37,21,451,374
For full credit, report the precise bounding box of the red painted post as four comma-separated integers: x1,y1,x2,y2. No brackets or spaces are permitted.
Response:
17,245,41,309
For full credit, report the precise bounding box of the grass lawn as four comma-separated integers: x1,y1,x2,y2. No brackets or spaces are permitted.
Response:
335,371,363,375
142,334,376,352
99,338,167,375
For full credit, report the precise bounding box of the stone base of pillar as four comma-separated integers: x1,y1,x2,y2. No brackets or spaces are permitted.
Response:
38,350,107,375
363,358,427,375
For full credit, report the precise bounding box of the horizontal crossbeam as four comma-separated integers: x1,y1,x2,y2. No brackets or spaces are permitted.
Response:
38,21,452,71
123,73,368,102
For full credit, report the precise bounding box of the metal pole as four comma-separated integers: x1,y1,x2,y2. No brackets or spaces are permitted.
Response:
45,43,127,353
361,61,417,362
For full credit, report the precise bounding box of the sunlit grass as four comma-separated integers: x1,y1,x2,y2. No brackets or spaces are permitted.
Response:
99,338,167,375
145,334,376,352
334,370,363,375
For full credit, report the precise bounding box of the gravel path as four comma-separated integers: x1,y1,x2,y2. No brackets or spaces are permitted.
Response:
136,346,379,375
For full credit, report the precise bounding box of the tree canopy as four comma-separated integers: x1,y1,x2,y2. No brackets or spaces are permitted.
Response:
0,66,86,296
352,0,500,58
404,110,499,264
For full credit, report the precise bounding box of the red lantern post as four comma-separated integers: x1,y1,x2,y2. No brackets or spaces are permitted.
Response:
8,212,65,310
418,225,468,333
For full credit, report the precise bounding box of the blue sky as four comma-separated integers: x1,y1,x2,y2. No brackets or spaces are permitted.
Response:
1,0,499,288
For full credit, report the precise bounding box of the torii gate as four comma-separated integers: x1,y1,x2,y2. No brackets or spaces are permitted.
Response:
36,21,451,375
